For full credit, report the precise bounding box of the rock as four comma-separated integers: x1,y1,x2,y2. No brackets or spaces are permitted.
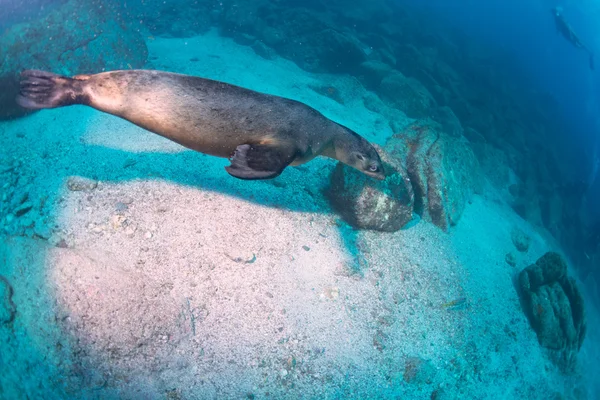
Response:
433,106,463,137
220,0,268,38
379,72,437,119
385,121,483,231
67,177,98,192
308,84,345,105
470,142,516,194
251,41,275,60
357,60,393,89
13,202,33,217
511,228,530,253
130,0,212,38
325,145,414,232
0,0,148,120
0,276,16,324
294,28,368,73
403,357,436,384
505,252,517,267
517,252,586,372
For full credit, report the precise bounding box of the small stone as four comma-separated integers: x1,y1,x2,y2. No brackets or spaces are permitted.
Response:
144,231,153,239
67,177,98,192
302,245,310,251
14,202,33,217
511,228,531,252
125,226,137,236
110,215,127,229
115,202,129,213
403,357,437,384
324,286,339,300
505,252,517,267
33,224,53,240
280,369,288,377
0,276,16,324
91,225,105,234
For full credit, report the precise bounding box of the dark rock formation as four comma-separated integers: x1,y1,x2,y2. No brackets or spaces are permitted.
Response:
517,252,586,372
385,121,483,231
326,145,414,232
0,0,148,120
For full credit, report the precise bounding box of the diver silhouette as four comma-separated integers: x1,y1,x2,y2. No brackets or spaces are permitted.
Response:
552,7,594,70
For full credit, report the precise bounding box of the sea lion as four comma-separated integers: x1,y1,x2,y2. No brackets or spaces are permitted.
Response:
16,69,385,180
552,7,594,70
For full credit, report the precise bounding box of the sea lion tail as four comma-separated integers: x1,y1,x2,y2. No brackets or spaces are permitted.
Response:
16,70,87,109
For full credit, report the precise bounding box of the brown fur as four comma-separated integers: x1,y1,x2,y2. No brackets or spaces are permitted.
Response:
17,69,385,179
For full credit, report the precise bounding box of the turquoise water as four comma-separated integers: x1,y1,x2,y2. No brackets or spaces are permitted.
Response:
0,1,599,399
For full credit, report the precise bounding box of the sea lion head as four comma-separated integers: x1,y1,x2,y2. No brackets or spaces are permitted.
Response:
552,6,562,17
336,131,385,180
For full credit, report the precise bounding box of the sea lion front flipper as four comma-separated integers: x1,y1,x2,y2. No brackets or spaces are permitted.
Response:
225,143,298,180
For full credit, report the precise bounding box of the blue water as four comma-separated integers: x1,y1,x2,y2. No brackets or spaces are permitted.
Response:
415,0,600,204
1,0,599,398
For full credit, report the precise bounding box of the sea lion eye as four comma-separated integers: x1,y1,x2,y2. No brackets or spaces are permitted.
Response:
369,165,379,172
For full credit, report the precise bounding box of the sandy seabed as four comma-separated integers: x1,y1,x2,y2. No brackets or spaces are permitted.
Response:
0,30,598,399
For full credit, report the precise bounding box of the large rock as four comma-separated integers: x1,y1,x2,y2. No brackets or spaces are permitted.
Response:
385,121,483,231
357,60,394,90
325,145,414,232
127,0,213,37
282,28,367,73
0,0,148,120
517,252,586,372
379,72,437,119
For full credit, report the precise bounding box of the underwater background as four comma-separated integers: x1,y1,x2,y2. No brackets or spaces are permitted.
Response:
0,0,599,398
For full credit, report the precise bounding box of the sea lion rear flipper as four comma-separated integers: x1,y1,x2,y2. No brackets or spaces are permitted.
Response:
225,143,297,180
16,70,86,109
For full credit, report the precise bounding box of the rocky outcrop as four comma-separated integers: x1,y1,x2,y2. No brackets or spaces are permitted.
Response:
0,0,148,120
385,121,483,231
517,252,586,372
326,145,414,232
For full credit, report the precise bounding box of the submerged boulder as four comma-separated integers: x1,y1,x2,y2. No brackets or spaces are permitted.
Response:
0,0,148,120
379,72,437,119
517,252,586,372
385,121,483,231
326,145,414,232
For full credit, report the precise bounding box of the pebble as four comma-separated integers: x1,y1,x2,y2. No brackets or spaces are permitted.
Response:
511,228,530,253
67,177,98,192
33,224,53,240
144,231,153,239
14,202,33,217
110,215,127,229
505,252,517,267
115,202,129,213
0,276,16,324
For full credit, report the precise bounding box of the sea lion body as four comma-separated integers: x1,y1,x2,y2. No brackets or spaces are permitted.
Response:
552,7,594,70
17,69,385,180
